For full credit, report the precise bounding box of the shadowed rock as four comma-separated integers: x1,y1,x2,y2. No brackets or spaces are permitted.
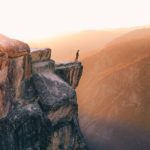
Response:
0,35,88,150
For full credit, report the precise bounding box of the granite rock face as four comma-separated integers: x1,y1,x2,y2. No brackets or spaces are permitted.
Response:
0,35,30,58
0,36,87,150
55,62,83,89
31,48,51,63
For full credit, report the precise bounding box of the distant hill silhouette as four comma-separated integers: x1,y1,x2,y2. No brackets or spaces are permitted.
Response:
29,29,133,61
77,28,150,150
29,26,150,61
108,28,150,46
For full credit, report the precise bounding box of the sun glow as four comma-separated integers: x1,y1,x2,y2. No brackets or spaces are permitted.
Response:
0,0,150,41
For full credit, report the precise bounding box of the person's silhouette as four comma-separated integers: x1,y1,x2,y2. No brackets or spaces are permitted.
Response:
75,50,80,61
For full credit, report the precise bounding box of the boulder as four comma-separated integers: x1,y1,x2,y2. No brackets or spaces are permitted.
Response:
31,48,51,62
0,35,88,150
0,36,30,58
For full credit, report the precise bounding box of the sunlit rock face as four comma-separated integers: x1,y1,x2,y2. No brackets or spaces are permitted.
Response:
31,48,51,62
0,36,87,150
0,35,31,118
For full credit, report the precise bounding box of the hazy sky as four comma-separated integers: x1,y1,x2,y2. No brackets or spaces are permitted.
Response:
0,0,150,40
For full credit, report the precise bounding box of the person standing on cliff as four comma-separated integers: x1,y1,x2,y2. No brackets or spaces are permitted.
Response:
75,50,80,61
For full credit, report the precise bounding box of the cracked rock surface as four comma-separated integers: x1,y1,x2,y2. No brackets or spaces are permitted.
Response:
0,36,88,150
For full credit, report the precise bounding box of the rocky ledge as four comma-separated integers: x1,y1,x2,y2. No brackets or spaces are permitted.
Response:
0,36,88,150
55,62,83,89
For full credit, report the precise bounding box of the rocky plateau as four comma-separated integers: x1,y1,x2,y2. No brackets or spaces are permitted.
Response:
0,35,87,150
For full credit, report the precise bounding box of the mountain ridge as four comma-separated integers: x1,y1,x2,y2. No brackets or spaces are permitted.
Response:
77,28,150,150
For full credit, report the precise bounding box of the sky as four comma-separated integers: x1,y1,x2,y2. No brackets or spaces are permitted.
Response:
0,0,150,40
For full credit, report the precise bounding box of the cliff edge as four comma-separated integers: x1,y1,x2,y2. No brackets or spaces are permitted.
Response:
0,36,88,150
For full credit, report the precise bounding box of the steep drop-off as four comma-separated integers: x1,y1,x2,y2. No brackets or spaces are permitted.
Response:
0,36,87,150
77,29,150,150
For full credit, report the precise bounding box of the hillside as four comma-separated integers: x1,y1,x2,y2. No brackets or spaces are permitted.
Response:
77,30,150,150
29,29,131,61
108,28,150,46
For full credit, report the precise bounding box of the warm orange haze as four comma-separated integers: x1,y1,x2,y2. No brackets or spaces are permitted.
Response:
77,28,150,149
0,0,150,40
0,0,150,150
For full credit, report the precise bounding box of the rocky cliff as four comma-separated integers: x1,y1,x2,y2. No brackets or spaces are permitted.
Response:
0,36,87,150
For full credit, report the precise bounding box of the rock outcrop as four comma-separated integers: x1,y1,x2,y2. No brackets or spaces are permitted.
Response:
0,36,87,150
0,35,30,58
55,62,83,89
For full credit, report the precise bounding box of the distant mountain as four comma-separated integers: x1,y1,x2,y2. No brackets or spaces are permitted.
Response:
29,29,132,61
77,29,150,150
108,28,150,46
